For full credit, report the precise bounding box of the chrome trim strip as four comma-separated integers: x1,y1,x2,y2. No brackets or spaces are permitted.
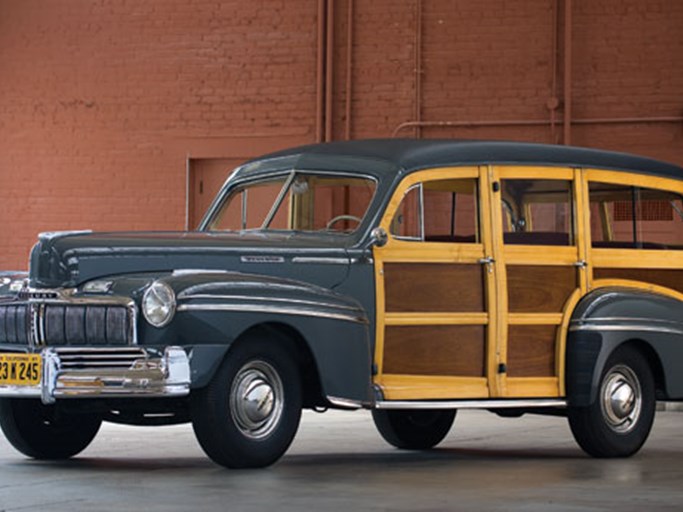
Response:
179,294,361,311
326,396,363,409
569,324,683,336
292,257,349,265
177,303,367,324
38,230,92,242
374,399,567,410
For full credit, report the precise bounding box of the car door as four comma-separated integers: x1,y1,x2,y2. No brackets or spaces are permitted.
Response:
372,167,502,401
490,166,588,398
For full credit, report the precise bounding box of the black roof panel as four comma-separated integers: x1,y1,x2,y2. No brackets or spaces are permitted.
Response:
255,139,683,180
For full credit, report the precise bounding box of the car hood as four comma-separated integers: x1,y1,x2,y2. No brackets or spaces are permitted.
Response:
29,230,355,288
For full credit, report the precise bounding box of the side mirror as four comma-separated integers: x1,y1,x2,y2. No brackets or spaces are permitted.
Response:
369,227,388,248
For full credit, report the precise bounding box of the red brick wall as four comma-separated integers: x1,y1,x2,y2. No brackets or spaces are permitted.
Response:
1,0,681,268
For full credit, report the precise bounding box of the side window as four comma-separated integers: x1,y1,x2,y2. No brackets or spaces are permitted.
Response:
589,182,683,249
501,179,574,246
390,178,479,243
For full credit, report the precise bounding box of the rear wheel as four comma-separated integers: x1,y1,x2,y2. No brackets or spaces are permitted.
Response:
568,346,655,458
191,339,302,468
0,399,102,459
372,409,456,450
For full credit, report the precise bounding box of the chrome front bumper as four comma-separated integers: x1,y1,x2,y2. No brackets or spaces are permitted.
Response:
0,346,190,404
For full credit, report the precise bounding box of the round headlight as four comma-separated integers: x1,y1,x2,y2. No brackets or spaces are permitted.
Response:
142,281,176,328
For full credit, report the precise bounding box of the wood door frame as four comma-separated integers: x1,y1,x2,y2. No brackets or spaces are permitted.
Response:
372,166,500,400
489,166,588,398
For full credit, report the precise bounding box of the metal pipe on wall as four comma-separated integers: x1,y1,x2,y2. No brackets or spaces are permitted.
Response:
316,0,326,143
325,0,335,142
563,0,573,145
414,0,423,139
344,0,354,140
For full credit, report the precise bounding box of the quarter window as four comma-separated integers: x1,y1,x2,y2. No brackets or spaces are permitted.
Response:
588,182,683,249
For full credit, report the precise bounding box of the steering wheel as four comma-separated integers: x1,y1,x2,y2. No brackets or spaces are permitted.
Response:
325,214,362,230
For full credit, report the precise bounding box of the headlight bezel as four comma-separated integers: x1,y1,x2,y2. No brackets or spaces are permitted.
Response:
142,281,177,328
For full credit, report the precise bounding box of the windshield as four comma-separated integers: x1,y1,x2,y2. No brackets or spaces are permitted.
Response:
207,172,377,234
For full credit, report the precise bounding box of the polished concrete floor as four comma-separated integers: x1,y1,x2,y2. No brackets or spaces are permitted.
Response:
1,409,682,511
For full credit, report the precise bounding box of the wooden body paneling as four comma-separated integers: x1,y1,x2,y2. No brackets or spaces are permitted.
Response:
384,325,485,376
384,263,485,312
507,265,577,313
507,325,557,377
593,267,683,294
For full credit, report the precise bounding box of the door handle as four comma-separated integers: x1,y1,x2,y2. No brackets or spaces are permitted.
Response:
478,257,495,265
574,260,588,268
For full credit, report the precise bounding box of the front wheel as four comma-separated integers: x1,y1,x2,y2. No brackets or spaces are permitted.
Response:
191,339,302,468
372,409,456,450
568,345,656,458
0,399,102,459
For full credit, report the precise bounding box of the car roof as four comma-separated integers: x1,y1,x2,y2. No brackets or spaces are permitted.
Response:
245,139,683,181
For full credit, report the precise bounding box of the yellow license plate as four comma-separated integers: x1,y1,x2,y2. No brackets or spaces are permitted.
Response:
0,354,42,386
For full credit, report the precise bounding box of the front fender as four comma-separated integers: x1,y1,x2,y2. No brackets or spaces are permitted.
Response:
162,271,373,404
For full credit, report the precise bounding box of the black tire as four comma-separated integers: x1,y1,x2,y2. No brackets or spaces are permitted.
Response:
372,409,456,450
191,339,302,469
568,345,656,458
0,399,102,459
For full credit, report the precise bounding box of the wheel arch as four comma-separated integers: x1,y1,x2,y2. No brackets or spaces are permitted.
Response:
566,285,683,406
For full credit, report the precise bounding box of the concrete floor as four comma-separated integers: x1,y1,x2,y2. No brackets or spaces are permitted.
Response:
1,409,682,512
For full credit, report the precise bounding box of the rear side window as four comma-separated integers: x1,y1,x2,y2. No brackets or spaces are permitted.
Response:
500,179,574,246
588,182,683,250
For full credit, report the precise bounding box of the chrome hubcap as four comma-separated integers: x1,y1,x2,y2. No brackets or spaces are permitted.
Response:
600,365,642,434
230,360,284,440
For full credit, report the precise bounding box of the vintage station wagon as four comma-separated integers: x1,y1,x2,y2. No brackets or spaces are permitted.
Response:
2,139,683,468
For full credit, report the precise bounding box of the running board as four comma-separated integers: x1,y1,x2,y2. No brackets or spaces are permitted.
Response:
374,399,567,410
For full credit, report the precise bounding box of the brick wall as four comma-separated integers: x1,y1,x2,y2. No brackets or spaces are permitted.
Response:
1,0,681,268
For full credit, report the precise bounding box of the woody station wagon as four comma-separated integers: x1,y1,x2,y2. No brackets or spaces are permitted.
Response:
2,139,683,468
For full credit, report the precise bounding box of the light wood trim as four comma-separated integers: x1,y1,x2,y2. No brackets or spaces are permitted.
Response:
487,165,507,396
505,377,560,398
496,166,575,180
508,313,563,325
503,246,578,264
585,169,683,194
373,258,387,376
591,249,683,269
378,375,489,400
385,312,488,326
379,244,484,263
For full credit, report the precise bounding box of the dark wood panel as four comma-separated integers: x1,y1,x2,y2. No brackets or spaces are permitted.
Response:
593,268,683,294
384,325,485,376
507,265,577,313
384,263,484,313
507,325,557,377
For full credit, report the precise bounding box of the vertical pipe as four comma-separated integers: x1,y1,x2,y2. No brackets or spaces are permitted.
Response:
316,0,326,143
325,0,335,142
549,0,559,143
414,0,422,139
344,0,354,140
563,0,572,145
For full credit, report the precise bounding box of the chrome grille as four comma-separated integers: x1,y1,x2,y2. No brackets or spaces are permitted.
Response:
0,303,134,346
55,348,149,370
